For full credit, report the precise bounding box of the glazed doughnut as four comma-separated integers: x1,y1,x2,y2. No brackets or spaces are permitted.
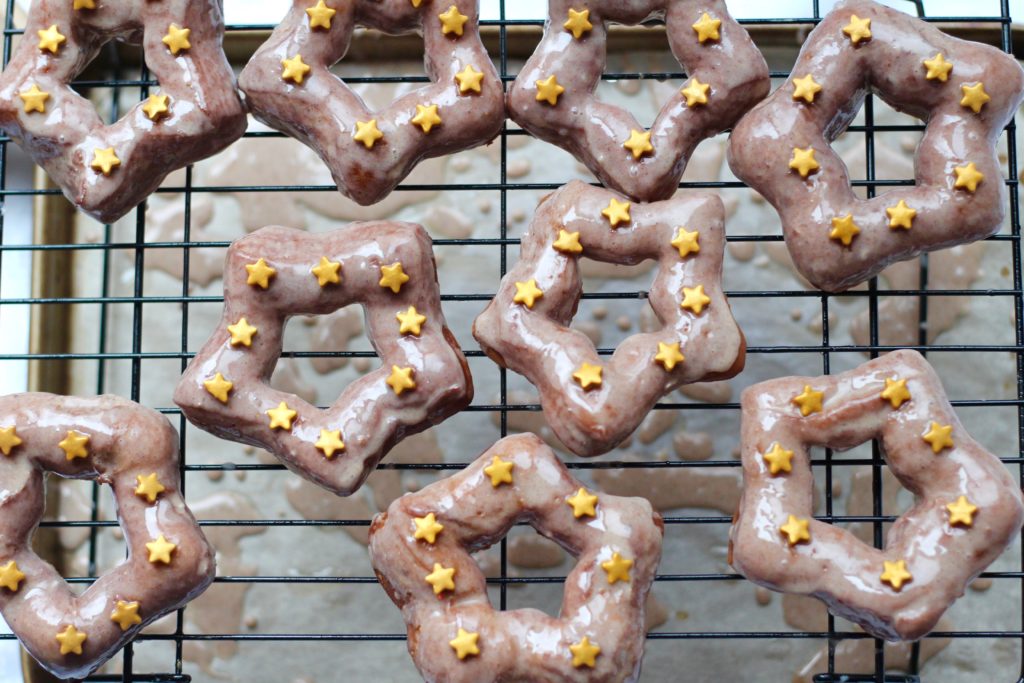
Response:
727,0,1024,292
238,0,504,206
174,223,473,496
0,393,214,679
0,0,247,223
729,350,1024,641
508,0,768,202
368,433,663,683
473,180,745,456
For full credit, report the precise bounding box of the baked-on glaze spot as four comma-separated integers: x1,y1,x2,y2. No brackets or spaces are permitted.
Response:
238,0,504,206
727,0,1024,292
0,394,214,679
174,223,473,497
508,0,768,202
729,350,1024,641
0,0,246,223
473,181,745,456
368,434,663,683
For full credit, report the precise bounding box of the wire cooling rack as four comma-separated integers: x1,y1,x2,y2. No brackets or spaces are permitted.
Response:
0,0,1022,681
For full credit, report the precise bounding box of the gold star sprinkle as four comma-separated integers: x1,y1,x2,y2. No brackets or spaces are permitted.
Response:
954,162,984,192
829,214,861,246
600,552,632,584
567,487,598,518
449,628,479,660
792,74,822,103
671,227,700,258
281,54,311,84
387,365,416,395
0,561,25,592
655,341,685,371
204,373,233,403
602,197,631,227
563,8,593,39
763,442,794,475
842,14,872,45
396,306,427,335
923,53,953,82
162,24,191,55
691,12,721,43
780,514,811,546
37,25,65,54
411,103,442,133
880,559,912,591
267,402,298,430
572,362,603,390
922,421,954,453
789,147,820,178
425,562,456,595
947,495,977,527
623,129,654,160
680,285,711,315
18,84,49,113
315,429,345,458
306,0,336,30
353,119,384,149
379,262,409,293
55,625,87,655
535,74,565,106
134,473,166,503
74,0,96,8
110,601,142,631
880,377,911,408
681,77,710,107
553,229,583,254
960,82,991,114
513,279,544,308
886,199,917,230
246,258,276,289
454,64,484,93
227,317,258,347
141,94,170,121
570,636,601,668
413,513,444,544
90,147,120,175
311,256,341,286
792,385,824,416
146,535,176,564
0,426,22,455
483,454,514,487
438,5,469,36
59,431,89,461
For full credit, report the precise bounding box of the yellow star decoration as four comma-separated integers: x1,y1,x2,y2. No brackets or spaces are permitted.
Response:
513,279,544,308
411,103,442,133
354,119,384,149
572,362,603,390
829,214,861,246
37,25,66,54
602,197,631,228
315,429,345,458
59,431,89,461
134,473,166,503
922,421,954,453
281,54,311,84
306,0,336,30
386,365,416,395
691,12,721,43
90,147,121,175
600,552,633,584
55,625,87,655
946,495,977,527
789,147,820,178
310,256,341,286
564,8,593,40
842,14,872,45
267,402,298,430
762,442,794,475
204,373,233,403
19,84,49,114
779,514,811,546
960,82,991,114
954,162,984,192
680,285,711,315
567,487,599,518
110,601,142,631
483,454,514,487
792,74,822,104
438,5,469,36
671,227,700,258
425,562,456,595
246,258,276,289
792,385,824,416
379,262,409,293
454,64,484,94
162,24,191,55
681,77,710,107
535,74,565,106
145,535,177,565
74,0,96,8
0,426,22,455
570,636,601,668
880,377,911,409
923,53,953,82
227,317,258,347
0,561,25,592
413,512,444,544
553,229,583,254
886,199,917,230
449,628,479,660
623,129,654,160
397,306,427,335
880,559,912,591
141,94,170,121
655,341,685,371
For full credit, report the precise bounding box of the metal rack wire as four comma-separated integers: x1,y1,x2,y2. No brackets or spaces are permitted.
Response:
0,0,1020,681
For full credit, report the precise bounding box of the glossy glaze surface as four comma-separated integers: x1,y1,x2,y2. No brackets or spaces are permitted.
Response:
0,393,215,679
368,434,663,683
473,180,745,456
727,0,1024,292
729,350,1024,641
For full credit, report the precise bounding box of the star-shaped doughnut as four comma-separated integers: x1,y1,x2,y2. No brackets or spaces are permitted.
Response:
474,181,745,456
